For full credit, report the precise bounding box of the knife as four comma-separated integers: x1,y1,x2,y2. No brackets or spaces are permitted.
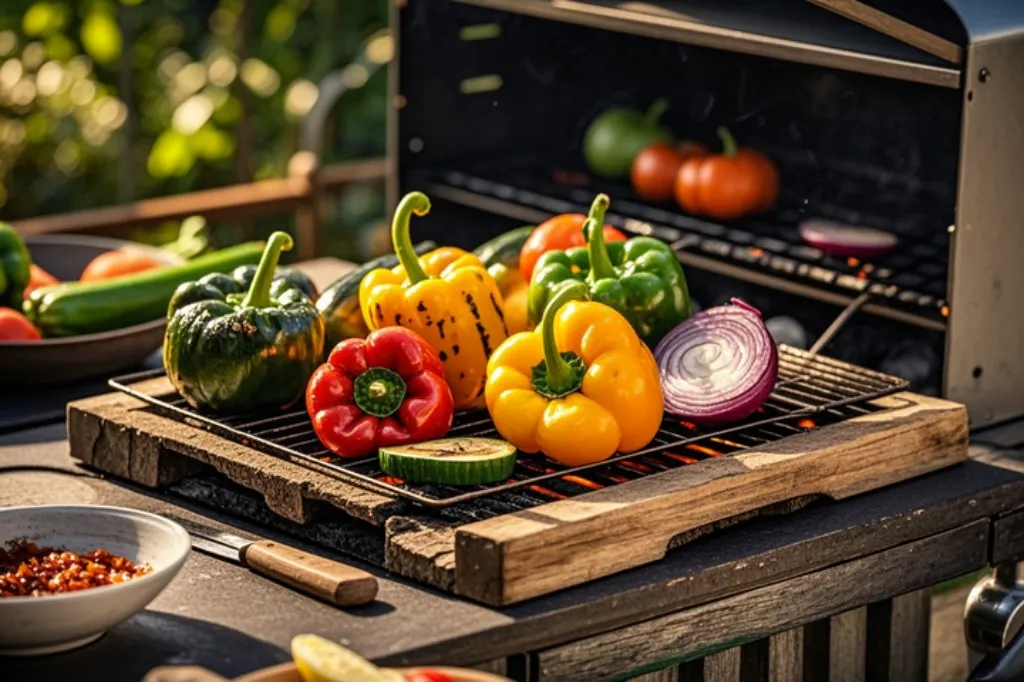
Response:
168,515,378,607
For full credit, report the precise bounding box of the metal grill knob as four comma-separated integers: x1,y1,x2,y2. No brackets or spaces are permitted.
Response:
965,564,1024,654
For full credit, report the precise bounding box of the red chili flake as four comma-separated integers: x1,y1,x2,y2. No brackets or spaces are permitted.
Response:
0,539,152,598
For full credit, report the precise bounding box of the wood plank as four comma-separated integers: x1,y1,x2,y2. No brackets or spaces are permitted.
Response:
67,383,405,526
866,589,931,682
807,0,962,64
829,608,867,681
679,649,741,682
11,159,385,237
455,394,968,604
992,508,1024,564
535,521,987,682
769,629,803,682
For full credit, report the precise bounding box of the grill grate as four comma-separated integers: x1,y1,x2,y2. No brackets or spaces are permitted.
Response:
109,346,908,510
417,153,950,325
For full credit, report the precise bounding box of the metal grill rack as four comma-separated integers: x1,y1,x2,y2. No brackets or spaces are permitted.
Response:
416,153,950,327
109,346,908,511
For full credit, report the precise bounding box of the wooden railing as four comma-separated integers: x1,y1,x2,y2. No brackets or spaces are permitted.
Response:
11,156,388,262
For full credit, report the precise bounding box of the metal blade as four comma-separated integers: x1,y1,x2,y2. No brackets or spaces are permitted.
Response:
188,534,244,564
164,514,254,557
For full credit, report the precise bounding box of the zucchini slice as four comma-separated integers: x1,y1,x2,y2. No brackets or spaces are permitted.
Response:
378,438,517,486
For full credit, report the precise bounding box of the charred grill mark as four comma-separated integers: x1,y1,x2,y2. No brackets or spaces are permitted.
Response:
394,313,402,326
464,294,482,320
475,272,484,282
439,351,448,361
459,371,466,380
425,316,433,326
452,344,460,356
416,301,427,312
476,322,493,356
374,303,384,323
437,319,446,339
489,293,505,322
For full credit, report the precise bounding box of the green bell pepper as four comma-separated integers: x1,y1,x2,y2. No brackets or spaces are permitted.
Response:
0,222,31,308
167,263,316,316
528,193,691,347
163,231,325,414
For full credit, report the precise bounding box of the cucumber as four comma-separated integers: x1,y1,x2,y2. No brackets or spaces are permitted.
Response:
473,225,534,269
23,241,265,337
378,437,517,486
316,241,437,351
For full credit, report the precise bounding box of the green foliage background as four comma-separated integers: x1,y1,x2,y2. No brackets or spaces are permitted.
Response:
0,0,389,259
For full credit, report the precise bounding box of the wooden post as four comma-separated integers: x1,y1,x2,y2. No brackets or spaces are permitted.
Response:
290,151,321,261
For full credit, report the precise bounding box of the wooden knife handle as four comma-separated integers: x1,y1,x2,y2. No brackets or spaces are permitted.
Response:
242,539,378,606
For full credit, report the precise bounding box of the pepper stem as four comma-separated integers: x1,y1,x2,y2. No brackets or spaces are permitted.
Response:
717,126,738,157
531,281,589,399
644,98,670,126
585,194,616,282
240,231,291,309
353,367,407,418
392,192,432,285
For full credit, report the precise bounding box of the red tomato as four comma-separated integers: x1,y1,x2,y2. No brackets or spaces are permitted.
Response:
0,307,41,341
24,263,59,298
405,671,455,682
519,215,626,282
80,249,166,282
631,141,707,203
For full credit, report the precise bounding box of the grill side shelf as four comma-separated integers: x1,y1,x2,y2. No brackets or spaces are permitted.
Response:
453,391,969,605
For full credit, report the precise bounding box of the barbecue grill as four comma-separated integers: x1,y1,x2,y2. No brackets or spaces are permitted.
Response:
389,0,1024,428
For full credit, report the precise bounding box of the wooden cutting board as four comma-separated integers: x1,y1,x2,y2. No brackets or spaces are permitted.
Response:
68,384,968,606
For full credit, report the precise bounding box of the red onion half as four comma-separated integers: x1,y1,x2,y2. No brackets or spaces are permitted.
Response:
654,299,778,426
798,219,898,258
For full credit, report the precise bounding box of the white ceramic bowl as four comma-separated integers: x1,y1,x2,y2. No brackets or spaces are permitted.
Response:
0,504,191,656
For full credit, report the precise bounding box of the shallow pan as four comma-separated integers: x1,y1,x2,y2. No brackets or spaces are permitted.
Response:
0,234,183,386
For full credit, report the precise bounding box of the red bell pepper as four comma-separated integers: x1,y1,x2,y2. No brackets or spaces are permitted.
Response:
519,213,627,282
306,327,454,458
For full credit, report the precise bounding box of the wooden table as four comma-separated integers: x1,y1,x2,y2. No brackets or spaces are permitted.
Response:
3,258,1024,682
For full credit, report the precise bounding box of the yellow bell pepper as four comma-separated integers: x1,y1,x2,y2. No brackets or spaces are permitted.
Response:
359,192,509,409
487,262,530,334
485,281,663,466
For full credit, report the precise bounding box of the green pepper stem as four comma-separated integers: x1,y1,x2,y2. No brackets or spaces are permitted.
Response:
585,194,616,282
644,98,669,126
717,126,738,157
240,231,292,309
540,281,589,394
392,192,432,285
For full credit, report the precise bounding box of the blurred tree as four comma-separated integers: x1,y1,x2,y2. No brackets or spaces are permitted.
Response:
0,0,388,258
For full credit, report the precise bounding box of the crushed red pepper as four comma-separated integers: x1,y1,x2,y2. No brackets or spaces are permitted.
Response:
0,538,152,598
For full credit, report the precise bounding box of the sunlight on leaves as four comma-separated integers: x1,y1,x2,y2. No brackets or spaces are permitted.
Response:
147,129,194,177
23,2,68,38
189,124,234,160
81,8,122,64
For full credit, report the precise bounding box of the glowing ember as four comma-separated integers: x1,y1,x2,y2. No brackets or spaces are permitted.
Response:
662,452,699,464
378,475,404,485
797,419,816,430
619,461,651,474
686,444,723,458
562,475,603,490
529,485,566,499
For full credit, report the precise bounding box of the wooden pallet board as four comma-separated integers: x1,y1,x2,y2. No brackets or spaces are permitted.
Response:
67,380,968,606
